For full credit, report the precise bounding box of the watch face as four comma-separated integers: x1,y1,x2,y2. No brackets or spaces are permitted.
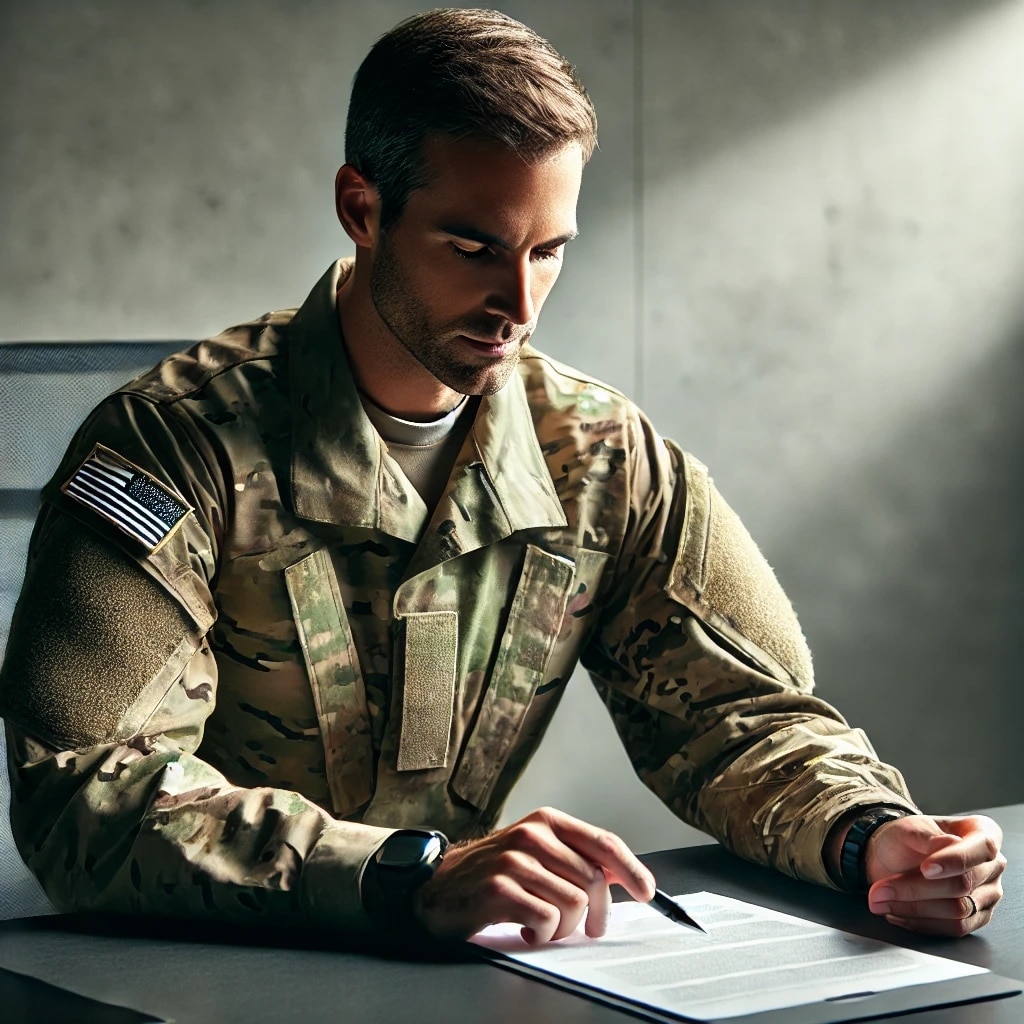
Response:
378,832,443,870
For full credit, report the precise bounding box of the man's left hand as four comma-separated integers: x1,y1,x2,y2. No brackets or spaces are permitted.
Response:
865,814,1005,936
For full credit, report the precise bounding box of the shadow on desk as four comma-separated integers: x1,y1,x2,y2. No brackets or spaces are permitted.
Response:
11,909,478,965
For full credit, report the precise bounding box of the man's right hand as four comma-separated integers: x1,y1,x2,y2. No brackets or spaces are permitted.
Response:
412,806,655,943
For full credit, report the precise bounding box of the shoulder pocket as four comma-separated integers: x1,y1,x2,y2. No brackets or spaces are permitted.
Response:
0,512,201,748
666,446,813,690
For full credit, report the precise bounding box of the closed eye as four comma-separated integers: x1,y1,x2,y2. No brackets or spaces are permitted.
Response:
441,223,577,261
451,243,490,260
451,242,563,263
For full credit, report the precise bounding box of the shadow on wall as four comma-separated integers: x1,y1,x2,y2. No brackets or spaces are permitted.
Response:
772,322,1024,812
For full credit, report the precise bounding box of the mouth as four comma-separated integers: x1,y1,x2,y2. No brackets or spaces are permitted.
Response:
458,335,520,358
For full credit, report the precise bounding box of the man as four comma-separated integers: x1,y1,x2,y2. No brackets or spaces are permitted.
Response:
0,9,1004,944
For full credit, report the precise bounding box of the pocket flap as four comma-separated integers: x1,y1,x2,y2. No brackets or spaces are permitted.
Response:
452,544,575,809
285,547,374,814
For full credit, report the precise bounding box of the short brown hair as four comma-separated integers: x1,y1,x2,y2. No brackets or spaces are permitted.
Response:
345,8,597,228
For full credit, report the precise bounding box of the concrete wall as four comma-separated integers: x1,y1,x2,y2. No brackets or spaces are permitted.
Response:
2,0,1021,856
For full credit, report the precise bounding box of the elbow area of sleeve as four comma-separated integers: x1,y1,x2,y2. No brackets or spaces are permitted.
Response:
300,822,394,931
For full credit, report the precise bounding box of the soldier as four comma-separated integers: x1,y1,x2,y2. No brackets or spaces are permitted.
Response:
0,9,1004,944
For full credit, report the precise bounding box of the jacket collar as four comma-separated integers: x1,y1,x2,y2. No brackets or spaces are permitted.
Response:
288,260,566,559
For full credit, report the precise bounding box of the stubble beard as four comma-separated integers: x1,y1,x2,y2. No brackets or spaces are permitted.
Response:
369,233,531,398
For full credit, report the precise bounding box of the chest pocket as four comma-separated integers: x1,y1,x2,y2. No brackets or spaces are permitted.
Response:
452,544,576,809
285,547,373,816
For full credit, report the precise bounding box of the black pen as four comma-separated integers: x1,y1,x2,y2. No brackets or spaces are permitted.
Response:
648,888,707,934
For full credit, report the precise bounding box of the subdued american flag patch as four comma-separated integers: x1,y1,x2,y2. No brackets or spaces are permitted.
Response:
61,444,191,552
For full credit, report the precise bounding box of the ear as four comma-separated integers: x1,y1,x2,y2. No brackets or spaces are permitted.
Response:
335,164,381,248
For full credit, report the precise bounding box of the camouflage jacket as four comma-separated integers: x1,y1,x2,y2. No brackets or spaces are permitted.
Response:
0,261,916,931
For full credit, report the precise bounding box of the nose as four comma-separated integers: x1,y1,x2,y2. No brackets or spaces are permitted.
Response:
485,259,534,327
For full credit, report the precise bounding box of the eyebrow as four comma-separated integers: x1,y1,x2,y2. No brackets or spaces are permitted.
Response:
439,223,579,251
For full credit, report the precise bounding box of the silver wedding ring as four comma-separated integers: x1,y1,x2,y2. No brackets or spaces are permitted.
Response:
965,894,979,917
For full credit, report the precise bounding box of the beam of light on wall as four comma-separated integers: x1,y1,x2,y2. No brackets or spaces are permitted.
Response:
641,0,1024,547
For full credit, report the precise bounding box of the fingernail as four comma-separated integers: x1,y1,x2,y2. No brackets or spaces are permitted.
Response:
922,863,942,878
869,887,894,914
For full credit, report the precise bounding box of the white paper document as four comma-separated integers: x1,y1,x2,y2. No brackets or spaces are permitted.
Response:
471,892,987,1021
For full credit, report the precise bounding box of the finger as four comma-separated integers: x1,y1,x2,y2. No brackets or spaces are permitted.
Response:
931,815,1004,846
879,877,1003,938
584,868,613,938
869,877,966,913
872,848,1006,912
419,840,581,942
472,872,564,945
885,903,992,938
542,876,590,942
504,885,565,946
507,840,611,940
507,817,616,897
534,808,655,902
877,894,983,923
870,865,977,907
920,830,1002,881
518,897,560,945
497,850,595,942
516,857,613,941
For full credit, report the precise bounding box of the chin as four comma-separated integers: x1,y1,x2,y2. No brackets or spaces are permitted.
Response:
467,364,520,397
432,356,520,398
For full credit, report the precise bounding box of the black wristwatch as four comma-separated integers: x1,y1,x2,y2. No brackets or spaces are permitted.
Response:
361,828,449,933
838,807,909,892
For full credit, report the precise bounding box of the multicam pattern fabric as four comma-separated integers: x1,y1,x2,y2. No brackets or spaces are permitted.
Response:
0,261,917,931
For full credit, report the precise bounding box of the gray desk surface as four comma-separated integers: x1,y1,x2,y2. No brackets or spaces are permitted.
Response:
1,804,1020,1024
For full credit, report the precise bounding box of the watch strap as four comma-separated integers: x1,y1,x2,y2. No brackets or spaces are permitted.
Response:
838,807,909,891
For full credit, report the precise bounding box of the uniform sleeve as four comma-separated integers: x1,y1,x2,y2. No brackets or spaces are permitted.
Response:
581,410,918,888
0,392,391,928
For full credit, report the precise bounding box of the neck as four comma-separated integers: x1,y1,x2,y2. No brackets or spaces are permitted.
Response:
336,259,462,421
